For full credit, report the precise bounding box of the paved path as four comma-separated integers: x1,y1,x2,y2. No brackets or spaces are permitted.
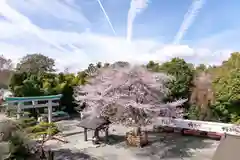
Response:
43,119,219,160
0,113,10,121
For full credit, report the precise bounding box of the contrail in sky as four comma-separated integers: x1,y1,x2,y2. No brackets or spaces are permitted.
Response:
173,0,205,44
127,0,149,42
96,0,116,35
0,0,69,53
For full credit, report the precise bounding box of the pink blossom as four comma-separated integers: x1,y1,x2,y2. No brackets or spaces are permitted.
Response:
74,65,187,126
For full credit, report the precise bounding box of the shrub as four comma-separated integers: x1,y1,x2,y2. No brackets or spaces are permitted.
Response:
0,120,32,159
7,131,31,159
0,120,21,141
185,105,200,120
6,108,17,117
27,122,59,137
18,117,37,128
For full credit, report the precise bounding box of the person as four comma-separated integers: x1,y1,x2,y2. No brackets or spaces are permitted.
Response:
92,136,98,144
92,130,100,145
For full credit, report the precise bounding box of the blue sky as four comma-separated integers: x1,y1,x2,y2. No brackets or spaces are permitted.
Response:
0,0,239,72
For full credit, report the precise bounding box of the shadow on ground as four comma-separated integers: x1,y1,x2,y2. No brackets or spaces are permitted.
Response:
120,132,217,159
61,131,84,137
53,149,99,160
101,134,126,145
56,119,82,131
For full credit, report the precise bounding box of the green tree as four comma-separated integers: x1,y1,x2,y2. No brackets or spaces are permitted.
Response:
158,58,194,101
146,60,160,72
16,53,56,74
53,73,82,114
77,71,88,85
211,53,240,123
103,63,110,68
96,62,102,69
60,83,77,114
85,63,97,76
9,72,29,96
195,64,207,73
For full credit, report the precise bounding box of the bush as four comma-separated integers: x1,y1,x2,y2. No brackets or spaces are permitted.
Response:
22,111,31,118
185,105,200,120
6,108,17,117
18,117,37,128
0,120,32,159
7,131,31,159
0,120,21,141
27,122,59,137
0,105,6,112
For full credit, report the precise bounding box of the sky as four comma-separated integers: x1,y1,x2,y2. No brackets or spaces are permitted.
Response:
0,0,239,72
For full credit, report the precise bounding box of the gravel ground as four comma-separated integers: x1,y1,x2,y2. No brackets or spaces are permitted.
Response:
42,119,220,160
0,114,219,160
0,114,9,120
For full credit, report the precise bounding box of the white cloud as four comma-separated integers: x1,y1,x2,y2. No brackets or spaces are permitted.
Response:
156,45,194,57
7,0,89,26
0,0,237,73
0,1,69,53
0,21,23,39
0,23,232,72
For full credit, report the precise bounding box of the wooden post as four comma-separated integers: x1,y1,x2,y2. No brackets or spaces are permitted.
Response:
34,101,40,118
17,102,22,119
6,103,10,116
32,100,37,119
48,150,54,160
47,100,53,139
84,128,87,141
5,103,9,114
32,100,39,108
48,100,52,123
94,128,99,138
32,100,35,107
105,127,109,143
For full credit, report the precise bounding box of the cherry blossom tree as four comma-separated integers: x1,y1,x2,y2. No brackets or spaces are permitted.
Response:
74,63,187,128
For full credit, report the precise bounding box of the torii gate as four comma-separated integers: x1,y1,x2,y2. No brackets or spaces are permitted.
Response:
5,94,62,123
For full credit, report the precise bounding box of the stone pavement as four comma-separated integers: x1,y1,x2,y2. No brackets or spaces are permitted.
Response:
43,119,220,160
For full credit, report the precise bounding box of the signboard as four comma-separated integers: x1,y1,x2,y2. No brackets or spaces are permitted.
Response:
156,117,240,136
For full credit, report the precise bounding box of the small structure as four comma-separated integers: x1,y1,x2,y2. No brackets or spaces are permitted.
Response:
77,116,111,143
5,94,62,123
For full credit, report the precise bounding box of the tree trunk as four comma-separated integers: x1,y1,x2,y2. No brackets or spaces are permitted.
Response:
199,105,206,121
199,104,212,121
134,126,141,136
205,107,212,121
48,150,54,160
